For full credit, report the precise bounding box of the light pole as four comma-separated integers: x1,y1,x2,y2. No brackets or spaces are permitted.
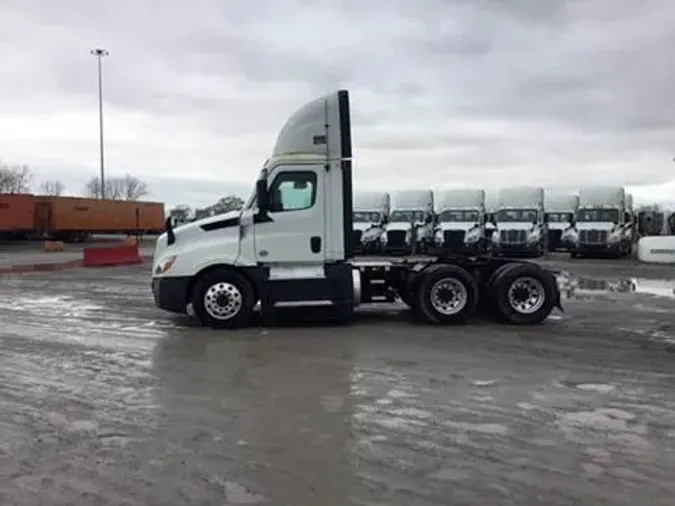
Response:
90,48,109,199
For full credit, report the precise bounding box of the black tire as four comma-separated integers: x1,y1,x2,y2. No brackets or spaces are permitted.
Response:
191,269,256,329
491,263,557,325
415,264,479,324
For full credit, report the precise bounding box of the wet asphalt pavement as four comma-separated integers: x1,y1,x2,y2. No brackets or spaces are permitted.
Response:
1,260,675,505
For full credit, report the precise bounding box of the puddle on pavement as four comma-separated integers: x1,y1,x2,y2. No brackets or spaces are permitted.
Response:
557,273,675,299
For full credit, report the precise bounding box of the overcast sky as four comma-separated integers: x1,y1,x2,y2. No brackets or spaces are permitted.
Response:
1,0,675,210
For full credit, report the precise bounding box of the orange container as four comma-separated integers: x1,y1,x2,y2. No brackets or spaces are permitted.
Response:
0,193,36,232
34,196,165,234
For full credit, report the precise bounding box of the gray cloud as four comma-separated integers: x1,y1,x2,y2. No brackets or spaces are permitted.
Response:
1,0,675,208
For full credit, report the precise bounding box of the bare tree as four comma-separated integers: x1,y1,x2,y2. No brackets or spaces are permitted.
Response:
84,174,149,201
39,179,65,196
0,162,32,193
212,194,245,214
169,204,192,224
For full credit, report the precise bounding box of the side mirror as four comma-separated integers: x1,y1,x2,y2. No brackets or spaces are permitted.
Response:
256,179,269,213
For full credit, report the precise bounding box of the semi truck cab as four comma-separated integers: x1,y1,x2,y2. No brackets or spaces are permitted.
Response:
493,187,546,257
151,90,562,329
352,191,390,254
569,186,632,258
434,189,486,254
381,190,435,254
544,192,579,252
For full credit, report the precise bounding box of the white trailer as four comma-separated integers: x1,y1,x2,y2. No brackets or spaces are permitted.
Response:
494,186,546,257
382,189,435,254
544,190,578,252
433,189,487,254
569,186,631,258
151,90,562,329
352,191,390,254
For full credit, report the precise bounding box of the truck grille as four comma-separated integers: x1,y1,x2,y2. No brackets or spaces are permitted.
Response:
500,229,526,244
548,229,562,249
443,230,465,247
579,229,608,244
387,230,407,247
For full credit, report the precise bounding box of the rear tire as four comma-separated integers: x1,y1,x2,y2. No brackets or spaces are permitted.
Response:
491,263,557,325
415,265,479,324
191,269,256,329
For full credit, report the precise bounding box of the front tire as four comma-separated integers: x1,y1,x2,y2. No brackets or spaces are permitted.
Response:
416,265,479,324
491,263,557,325
191,269,256,329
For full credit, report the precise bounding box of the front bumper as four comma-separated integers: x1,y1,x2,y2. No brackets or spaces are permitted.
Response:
495,242,538,254
152,276,191,314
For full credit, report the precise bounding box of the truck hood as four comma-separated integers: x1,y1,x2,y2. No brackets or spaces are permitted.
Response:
438,222,480,232
354,222,376,232
575,221,615,231
387,222,414,232
498,222,537,231
153,210,242,273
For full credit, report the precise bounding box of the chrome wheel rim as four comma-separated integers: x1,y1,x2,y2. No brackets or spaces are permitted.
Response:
430,278,468,315
507,276,545,314
204,282,243,320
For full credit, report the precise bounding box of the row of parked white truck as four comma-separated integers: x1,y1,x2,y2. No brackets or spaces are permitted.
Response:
352,185,660,259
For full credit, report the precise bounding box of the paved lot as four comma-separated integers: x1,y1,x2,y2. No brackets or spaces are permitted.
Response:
0,261,675,505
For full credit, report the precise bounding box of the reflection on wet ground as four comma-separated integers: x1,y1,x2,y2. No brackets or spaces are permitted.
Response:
557,273,675,299
1,265,675,505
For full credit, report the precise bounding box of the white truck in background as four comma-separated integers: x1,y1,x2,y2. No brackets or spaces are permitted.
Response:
568,186,632,258
352,191,390,254
493,186,546,257
484,189,500,248
543,190,578,252
434,189,487,254
381,189,435,254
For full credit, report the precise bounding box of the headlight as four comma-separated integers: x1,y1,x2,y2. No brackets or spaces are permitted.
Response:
405,230,412,243
155,255,177,275
608,232,622,244
465,228,481,243
527,230,539,243
361,227,381,243
380,233,388,244
435,229,444,244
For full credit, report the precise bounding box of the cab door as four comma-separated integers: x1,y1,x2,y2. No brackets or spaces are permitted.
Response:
253,164,325,267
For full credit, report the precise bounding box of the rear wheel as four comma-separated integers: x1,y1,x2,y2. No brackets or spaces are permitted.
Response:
491,263,557,324
191,269,256,329
415,265,478,324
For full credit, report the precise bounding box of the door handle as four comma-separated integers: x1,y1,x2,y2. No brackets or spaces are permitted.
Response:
310,236,321,253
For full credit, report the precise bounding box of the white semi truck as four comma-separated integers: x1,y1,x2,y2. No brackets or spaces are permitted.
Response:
544,191,579,252
381,189,435,254
151,90,562,329
493,187,546,257
352,191,390,254
568,186,632,258
434,189,487,254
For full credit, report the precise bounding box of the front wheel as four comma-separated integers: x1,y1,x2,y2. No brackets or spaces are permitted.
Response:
491,263,557,325
191,269,256,329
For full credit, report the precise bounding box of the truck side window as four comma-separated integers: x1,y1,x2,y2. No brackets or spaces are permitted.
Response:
267,171,317,213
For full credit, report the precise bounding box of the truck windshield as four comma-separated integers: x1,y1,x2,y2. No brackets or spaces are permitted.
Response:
546,212,570,223
438,210,479,223
577,208,619,223
353,211,381,223
497,209,538,222
390,210,424,223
